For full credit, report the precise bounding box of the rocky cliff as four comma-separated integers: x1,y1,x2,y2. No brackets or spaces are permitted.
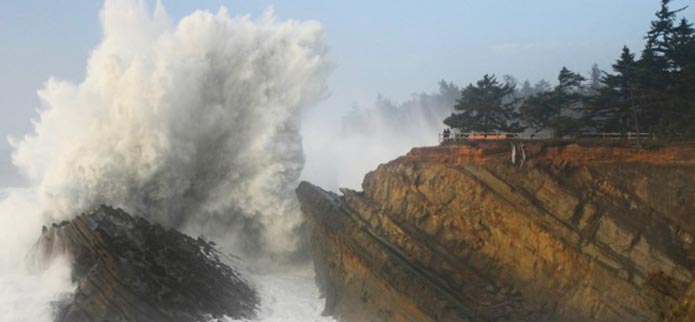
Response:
32,205,258,322
296,142,695,322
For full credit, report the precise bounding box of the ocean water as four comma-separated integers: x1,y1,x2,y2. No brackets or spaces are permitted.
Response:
248,265,335,322
0,1,335,320
0,187,335,322
0,188,74,322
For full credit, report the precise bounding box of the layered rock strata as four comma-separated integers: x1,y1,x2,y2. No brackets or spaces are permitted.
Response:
33,205,258,322
297,142,695,322
668,278,695,322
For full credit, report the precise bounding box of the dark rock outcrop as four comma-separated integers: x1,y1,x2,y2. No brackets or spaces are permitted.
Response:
33,205,258,322
297,142,695,322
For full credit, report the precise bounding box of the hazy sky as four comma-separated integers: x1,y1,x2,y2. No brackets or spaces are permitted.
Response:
1,0,693,149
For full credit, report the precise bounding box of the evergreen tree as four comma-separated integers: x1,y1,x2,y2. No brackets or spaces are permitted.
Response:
669,18,695,96
440,0,695,141
520,67,586,137
503,75,518,88
557,67,586,93
586,63,603,96
645,0,684,61
586,1,694,139
444,74,523,132
519,80,535,98
658,17,695,138
533,79,552,93
670,18,695,72
518,92,555,134
634,0,685,132
587,47,640,133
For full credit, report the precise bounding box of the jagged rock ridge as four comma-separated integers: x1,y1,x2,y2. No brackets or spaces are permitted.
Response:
33,205,258,322
297,142,695,322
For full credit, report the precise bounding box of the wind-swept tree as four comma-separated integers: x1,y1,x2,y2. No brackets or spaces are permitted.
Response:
442,0,695,141
647,2,677,47
520,67,586,137
557,67,586,92
444,74,523,132
645,0,686,71
635,0,689,134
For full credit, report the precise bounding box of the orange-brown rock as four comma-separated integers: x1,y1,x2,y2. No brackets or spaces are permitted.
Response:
296,142,695,322
667,248,695,322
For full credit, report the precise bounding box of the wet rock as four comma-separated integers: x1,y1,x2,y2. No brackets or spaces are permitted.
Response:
297,142,695,322
33,205,258,322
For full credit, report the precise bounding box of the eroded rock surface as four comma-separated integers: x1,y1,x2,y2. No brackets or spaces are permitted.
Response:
668,279,695,322
297,142,695,322
33,205,258,322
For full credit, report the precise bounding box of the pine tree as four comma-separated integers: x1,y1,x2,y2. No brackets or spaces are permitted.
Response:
503,75,518,88
659,17,695,138
645,0,687,71
669,18,695,95
443,74,523,132
520,67,586,137
634,1,684,133
586,63,603,96
670,18,695,73
533,79,552,93
441,0,695,140
557,67,586,93
519,80,535,98
645,0,683,58
518,92,555,134
587,47,640,133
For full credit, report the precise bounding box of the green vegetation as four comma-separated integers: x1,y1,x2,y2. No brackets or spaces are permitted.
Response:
520,67,586,137
444,0,695,140
443,75,522,133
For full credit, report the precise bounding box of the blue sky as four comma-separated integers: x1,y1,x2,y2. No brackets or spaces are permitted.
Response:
0,0,693,149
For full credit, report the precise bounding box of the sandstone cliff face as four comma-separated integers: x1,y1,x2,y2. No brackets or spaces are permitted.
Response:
33,206,258,322
668,278,695,322
297,142,695,322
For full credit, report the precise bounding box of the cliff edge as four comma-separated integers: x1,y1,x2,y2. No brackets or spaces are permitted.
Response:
297,142,695,322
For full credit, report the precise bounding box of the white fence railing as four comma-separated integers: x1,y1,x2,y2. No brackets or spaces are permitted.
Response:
577,132,656,140
439,132,656,143
439,132,546,143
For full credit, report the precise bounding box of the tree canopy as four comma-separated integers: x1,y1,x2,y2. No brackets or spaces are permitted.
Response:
444,0,695,140
519,67,586,137
443,74,523,132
